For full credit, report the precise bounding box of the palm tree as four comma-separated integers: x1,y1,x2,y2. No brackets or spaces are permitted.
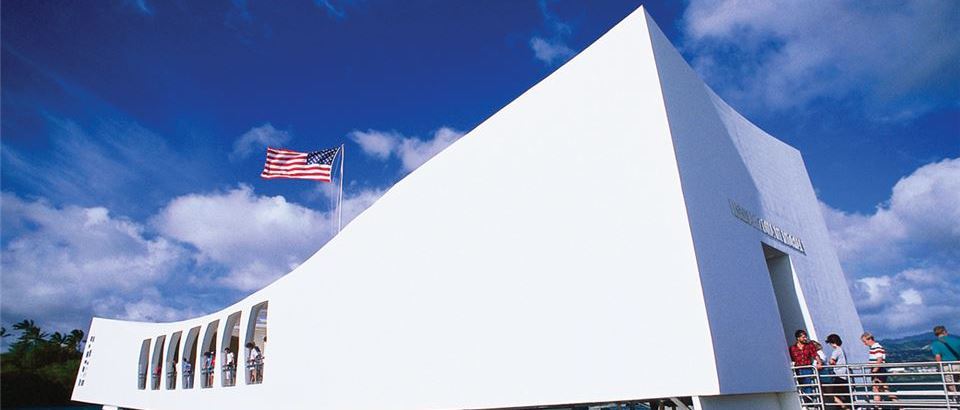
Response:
12,319,35,333
0,326,9,339
66,329,85,352
50,332,68,347
12,319,48,346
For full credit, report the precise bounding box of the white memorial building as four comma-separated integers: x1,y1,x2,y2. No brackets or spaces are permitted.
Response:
72,6,866,410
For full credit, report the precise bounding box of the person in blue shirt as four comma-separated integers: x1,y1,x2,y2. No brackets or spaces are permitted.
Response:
933,325,960,398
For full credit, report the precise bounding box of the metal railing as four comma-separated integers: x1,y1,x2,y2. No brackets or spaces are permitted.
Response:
222,363,237,387
166,369,177,389
246,359,264,384
792,360,960,409
182,369,194,389
200,365,214,388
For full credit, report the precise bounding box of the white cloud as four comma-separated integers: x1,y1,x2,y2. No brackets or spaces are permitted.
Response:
230,123,292,161
397,127,464,172
852,268,957,334
681,1,960,118
822,157,960,336
1,179,387,335
349,129,401,160
0,193,188,330
153,185,334,291
530,37,575,66
899,289,922,306
855,276,891,310
94,289,203,323
1,178,390,335
348,127,464,173
821,157,960,268
529,0,575,66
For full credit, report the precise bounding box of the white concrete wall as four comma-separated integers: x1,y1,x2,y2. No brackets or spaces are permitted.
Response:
644,10,866,395
74,7,721,410
708,92,867,362
73,6,860,410
267,7,719,409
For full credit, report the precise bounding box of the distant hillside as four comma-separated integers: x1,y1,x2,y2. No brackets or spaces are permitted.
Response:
880,332,935,363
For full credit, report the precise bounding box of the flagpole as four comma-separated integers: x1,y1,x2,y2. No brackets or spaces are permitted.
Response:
337,144,344,234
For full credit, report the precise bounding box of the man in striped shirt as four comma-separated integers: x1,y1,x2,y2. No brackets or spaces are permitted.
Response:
861,331,898,404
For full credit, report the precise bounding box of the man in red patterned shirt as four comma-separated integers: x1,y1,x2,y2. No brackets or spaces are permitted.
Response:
789,329,822,402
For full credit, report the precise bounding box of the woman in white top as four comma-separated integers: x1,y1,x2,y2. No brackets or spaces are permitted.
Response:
825,334,850,410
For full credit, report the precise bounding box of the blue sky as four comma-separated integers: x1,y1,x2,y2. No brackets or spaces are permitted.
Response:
1,0,957,342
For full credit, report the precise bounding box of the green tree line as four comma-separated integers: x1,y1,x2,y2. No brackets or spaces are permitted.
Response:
1,319,85,408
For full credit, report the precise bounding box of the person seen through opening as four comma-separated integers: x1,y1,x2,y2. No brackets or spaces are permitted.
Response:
245,341,263,383
223,347,235,386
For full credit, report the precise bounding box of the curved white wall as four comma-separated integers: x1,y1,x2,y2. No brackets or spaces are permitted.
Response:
72,6,862,410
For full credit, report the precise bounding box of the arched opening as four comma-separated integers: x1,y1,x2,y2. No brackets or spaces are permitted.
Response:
150,335,166,390
221,311,241,387
165,331,182,390
200,320,219,388
138,339,150,390
182,326,200,389
245,301,268,384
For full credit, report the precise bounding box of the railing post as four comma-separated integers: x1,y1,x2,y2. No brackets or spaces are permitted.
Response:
942,362,953,410
845,366,854,410
815,366,824,410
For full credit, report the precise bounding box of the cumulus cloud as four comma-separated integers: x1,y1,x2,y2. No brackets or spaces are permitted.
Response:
153,185,334,291
681,0,960,119
0,193,188,331
821,158,960,268
348,127,464,172
821,157,960,336
1,181,381,335
529,0,575,66
230,123,292,161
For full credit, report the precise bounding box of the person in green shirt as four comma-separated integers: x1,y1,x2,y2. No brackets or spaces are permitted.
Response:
932,325,960,397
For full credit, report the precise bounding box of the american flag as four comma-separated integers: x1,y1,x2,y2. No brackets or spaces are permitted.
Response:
260,146,340,182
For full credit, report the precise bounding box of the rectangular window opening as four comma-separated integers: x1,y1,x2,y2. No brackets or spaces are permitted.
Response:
763,243,807,347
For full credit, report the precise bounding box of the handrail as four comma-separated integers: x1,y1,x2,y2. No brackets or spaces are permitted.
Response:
792,360,960,409
245,358,264,384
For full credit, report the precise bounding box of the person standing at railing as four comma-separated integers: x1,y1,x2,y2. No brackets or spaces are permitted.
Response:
182,357,193,389
246,342,263,383
223,347,236,386
825,334,850,410
153,363,161,389
861,331,898,405
932,325,960,399
789,329,822,402
202,351,214,387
